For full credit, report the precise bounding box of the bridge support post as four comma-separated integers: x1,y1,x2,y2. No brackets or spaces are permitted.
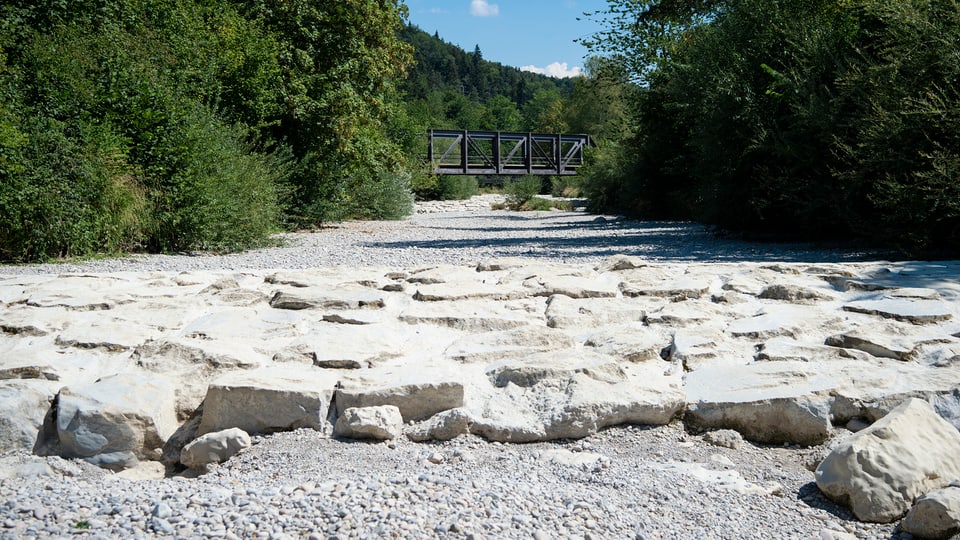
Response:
460,130,468,175
525,133,532,175
555,134,562,175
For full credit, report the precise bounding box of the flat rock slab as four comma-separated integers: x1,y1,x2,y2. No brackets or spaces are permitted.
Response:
685,361,842,445
544,294,651,329
398,300,535,332
336,381,464,422
269,285,386,310
465,351,684,442
443,326,576,364
843,298,954,324
198,369,340,436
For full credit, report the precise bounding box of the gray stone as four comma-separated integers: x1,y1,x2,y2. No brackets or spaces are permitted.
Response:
702,429,744,449
49,373,178,470
336,382,464,422
816,398,960,523
181,427,252,470
0,381,54,452
901,486,960,540
407,408,474,442
333,406,403,441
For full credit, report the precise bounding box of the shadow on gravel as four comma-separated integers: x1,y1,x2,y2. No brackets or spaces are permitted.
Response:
796,482,901,539
366,218,878,263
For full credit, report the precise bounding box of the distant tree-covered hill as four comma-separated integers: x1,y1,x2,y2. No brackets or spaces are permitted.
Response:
397,24,575,134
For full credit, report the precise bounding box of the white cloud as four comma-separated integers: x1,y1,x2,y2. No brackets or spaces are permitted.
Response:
470,0,499,17
520,62,584,79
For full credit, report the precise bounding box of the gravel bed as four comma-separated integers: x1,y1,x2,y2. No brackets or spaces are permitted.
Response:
1,425,898,539
0,195,878,275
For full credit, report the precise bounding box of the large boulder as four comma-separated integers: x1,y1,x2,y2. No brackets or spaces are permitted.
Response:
0,381,55,452
815,398,960,523
48,373,178,470
334,405,403,441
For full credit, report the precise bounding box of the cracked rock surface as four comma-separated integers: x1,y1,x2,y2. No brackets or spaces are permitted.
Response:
1,197,958,538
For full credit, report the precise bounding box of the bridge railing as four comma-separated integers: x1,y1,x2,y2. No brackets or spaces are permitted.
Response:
427,130,592,176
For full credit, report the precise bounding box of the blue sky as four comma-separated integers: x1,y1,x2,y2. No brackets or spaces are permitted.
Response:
404,0,609,78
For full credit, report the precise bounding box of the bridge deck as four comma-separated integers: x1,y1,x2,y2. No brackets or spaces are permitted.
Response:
427,129,591,176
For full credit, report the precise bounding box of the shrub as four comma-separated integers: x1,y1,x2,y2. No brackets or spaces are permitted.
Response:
144,106,287,252
438,175,479,200
0,117,148,261
550,176,581,197
519,197,573,212
504,175,543,210
350,170,415,221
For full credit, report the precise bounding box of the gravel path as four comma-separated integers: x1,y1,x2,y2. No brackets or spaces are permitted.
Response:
0,196,900,539
0,195,877,275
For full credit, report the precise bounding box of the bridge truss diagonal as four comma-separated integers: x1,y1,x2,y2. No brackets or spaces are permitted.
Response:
427,130,592,176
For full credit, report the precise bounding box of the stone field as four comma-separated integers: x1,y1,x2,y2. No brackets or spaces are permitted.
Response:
1,198,960,539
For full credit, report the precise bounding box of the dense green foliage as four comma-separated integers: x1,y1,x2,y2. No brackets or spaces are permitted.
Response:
583,0,960,256
0,0,413,261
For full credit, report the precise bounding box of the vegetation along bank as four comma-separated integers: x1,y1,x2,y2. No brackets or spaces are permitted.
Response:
1,0,957,261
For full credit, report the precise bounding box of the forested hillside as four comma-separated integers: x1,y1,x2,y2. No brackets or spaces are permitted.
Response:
399,24,574,133
580,0,960,257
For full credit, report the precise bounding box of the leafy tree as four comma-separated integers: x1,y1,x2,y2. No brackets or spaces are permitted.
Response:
238,0,414,225
482,95,523,131
0,0,417,260
523,88,569,133
582,0,960,256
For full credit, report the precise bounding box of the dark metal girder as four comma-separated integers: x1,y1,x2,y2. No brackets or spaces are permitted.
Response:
427,129,592,176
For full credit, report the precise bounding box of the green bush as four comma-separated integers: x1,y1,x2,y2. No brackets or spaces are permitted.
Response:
549,175,581,198
350,170,415,221
0,117,148,261
438,175,479,200
504,175,543,210
519,197,572,212
0,0,414,260
583,0,960,256
411,171,440,200
145,106,287,252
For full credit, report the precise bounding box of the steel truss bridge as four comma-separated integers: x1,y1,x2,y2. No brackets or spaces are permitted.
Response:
427,129,592,176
